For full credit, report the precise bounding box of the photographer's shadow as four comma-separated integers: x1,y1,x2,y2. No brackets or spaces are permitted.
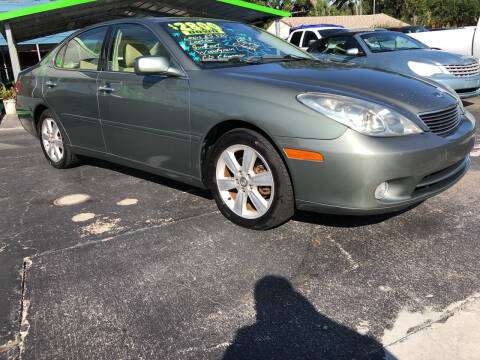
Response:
223,276,394,360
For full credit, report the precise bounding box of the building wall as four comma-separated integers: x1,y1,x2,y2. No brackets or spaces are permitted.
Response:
266,21,291,40
267,14,410,37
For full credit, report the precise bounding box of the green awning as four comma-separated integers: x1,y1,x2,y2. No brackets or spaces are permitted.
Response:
0,0,290,43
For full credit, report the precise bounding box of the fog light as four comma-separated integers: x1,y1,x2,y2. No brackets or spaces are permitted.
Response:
375,182,389,200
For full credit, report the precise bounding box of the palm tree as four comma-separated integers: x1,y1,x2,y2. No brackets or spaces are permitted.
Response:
331,0,360,15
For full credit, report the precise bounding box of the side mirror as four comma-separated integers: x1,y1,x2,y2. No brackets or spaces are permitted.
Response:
135,56,183,76
346,48,360,56
307,39,317,47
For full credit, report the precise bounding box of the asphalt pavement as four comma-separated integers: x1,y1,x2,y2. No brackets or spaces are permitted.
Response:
0,98,479,360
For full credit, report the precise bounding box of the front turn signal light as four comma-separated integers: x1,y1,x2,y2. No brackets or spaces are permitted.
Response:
284,148,324,162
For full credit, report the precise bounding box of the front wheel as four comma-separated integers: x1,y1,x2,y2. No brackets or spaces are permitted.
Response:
208,129,294,230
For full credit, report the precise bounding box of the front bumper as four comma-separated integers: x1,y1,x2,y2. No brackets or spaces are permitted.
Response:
276,113,476,215
434,75,480,99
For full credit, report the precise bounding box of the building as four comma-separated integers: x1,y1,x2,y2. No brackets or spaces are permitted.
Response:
267,14,410,39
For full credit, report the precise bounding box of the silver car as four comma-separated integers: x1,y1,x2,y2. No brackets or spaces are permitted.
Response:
308,31,480,98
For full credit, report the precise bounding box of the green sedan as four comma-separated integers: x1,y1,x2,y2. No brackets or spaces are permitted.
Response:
16,18,476,229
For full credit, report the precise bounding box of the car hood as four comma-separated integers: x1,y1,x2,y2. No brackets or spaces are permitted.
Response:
216,60,457,115
371,49,477,65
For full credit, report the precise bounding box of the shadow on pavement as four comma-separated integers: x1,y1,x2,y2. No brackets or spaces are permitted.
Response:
293,203,420,228
223,276,394,360
80,156,213,200
79,156,418,229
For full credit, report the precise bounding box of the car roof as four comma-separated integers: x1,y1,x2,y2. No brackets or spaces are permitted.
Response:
290,24,345,32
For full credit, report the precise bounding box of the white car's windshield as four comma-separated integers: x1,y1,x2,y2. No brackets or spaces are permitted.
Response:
361,32,426,53
160,20,313,68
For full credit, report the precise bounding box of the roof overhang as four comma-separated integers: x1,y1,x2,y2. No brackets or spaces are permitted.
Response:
0,0,290,43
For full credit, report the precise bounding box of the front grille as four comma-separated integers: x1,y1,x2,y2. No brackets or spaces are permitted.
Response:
444,62,479,77
456,87,479,94
418,105,461,136
414,156,469,194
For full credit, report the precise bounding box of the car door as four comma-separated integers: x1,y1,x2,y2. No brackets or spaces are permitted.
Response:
43,26,108,152
289,30,303,48
98,23,190,175
300,31,318,51
318,36,367,65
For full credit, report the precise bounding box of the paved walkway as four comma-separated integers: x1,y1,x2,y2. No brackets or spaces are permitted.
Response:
0,114,22,130
384,294,480,359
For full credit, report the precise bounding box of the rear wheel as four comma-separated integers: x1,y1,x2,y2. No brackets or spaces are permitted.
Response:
38,109,77,168
208,129,294,230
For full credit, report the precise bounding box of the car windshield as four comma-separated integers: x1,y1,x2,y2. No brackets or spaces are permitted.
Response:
361,32,426,53
159,20,313,68
317,28,350,37
402,26,428,33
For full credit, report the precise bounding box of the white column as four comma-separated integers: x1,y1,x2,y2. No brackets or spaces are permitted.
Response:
35,43,42,62
4,23,21,81
275,19,280,37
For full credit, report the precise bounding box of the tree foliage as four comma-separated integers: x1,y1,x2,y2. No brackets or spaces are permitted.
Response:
249,0,480,27
370,0,480,27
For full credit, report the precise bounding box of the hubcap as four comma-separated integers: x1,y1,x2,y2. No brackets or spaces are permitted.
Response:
41,118,64,162
216,145,274,220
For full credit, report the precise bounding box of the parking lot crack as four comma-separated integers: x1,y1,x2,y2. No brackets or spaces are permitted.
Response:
17,257,32,359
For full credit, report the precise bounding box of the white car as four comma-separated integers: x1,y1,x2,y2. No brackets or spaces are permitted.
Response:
409,17,479,58
287,24,349,50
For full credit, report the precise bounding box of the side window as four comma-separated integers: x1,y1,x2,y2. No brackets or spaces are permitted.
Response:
310,39,327,53
54,46,66,67
58,27,107,70
302,31,318,48
289,31,303,46
323,36,363,56
108,24,169,72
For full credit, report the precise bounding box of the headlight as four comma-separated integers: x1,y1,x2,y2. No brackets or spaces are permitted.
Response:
297,93,423,137
408,61,449,77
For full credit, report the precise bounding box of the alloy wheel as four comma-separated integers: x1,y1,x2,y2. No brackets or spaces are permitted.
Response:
216,144,275,219
41,117,64,162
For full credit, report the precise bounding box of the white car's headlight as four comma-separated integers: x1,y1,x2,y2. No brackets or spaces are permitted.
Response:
408,61,449,77
297,93,423,137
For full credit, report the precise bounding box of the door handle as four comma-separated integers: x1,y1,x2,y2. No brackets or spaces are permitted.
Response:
98,86,115,93
45,80,57,88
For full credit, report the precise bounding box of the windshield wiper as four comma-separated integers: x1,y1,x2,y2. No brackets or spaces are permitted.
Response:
200,57,262,64
201,55,310,64
259,54,311,61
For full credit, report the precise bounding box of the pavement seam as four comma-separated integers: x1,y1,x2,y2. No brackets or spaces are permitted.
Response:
17,257,32,360
34,210,220,258
0,258,34,357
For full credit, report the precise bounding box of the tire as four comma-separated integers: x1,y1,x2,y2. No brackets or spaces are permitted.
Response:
38,109,77,169
208,128,295,230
